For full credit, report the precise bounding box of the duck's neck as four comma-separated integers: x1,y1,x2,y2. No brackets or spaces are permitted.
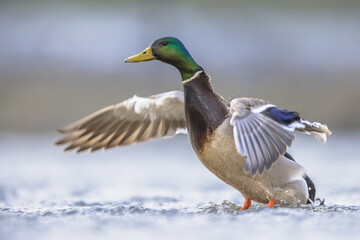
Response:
162,51,203,80
182,71,229,152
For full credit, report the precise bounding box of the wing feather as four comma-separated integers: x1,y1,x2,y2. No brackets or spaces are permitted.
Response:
250,115,277,170
243,118,259,175
247,117,266,174
230,98,294,176
56,91,187,152
230,98,331,176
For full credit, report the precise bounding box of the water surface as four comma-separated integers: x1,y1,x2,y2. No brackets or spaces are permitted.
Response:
0,132,359,239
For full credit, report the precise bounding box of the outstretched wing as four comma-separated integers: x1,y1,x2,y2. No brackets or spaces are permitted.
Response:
230,98,331,176
56,91,187,153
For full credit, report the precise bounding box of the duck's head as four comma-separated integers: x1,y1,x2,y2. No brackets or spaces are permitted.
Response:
125,37,203,80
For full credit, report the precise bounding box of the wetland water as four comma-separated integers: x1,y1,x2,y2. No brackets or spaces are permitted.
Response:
0,131,359,240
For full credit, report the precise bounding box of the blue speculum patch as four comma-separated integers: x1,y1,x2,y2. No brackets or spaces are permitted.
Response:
263,107,300,125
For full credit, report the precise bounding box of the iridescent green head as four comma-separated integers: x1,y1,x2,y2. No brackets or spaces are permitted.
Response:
125,37,203,81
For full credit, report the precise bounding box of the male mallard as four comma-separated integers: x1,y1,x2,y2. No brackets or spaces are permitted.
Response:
56,37,331,210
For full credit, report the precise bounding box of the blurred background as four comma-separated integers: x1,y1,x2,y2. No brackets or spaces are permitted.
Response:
1,1,360,240
1,0,360,132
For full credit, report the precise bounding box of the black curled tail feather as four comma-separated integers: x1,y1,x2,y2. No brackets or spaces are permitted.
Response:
284,152,316,204
304,174,316,203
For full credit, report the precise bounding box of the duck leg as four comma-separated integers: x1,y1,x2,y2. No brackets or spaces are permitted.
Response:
241,198,252,210
268,199,276,208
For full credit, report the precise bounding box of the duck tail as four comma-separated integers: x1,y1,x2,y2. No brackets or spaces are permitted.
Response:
304,174,316,204
284,152,316,204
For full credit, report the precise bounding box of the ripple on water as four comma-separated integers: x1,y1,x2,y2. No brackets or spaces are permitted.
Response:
1,200,359,219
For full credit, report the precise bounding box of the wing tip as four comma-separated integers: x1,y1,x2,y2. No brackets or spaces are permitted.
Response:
57,128,67,134
322,124,332,136
64,144,78,152
76,147,90,153
55,139,65,146
55,137,70,146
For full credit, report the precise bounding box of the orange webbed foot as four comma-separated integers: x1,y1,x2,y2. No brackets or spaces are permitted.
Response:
241,198,252,210
268,199,276,208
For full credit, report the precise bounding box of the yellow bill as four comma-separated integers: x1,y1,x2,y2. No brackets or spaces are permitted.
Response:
125,47,155,63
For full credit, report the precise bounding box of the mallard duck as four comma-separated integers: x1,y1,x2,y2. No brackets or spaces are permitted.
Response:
56,37,331,210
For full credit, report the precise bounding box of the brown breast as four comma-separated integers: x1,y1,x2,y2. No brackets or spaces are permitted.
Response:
182,71,229,153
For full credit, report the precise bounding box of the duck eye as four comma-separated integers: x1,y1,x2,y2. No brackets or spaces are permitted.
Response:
161,41,168,46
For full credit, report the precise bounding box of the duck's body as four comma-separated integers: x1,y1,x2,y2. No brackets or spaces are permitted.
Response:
56,37,331,209
200,121,308,205
183,70,309,206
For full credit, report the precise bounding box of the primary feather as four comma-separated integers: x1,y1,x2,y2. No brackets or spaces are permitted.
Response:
56,91,187,153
